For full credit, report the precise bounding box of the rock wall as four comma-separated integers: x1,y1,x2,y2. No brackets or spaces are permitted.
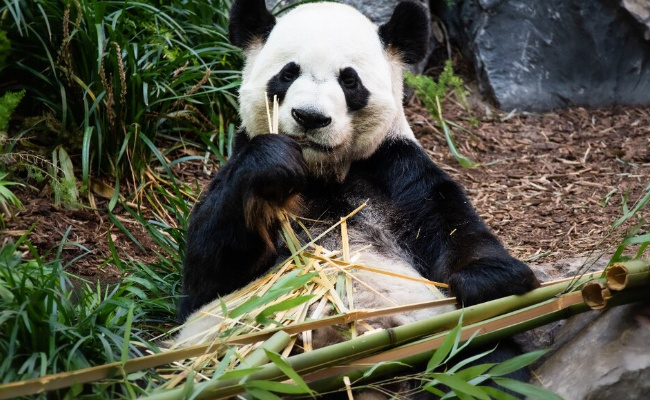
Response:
441,0,650,111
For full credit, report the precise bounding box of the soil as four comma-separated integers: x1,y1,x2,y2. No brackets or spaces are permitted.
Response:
2,90,649,285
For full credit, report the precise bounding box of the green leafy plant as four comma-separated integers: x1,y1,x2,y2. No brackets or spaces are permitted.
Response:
50,146,79,209
0,172,22,226
1,0,241,181
405,61,478,168
0,232,173,398
416,319,562,400
0,90,25,133
0,30,9,68
607,182,650,264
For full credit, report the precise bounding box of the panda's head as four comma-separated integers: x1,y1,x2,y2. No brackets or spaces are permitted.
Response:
229,0,430,181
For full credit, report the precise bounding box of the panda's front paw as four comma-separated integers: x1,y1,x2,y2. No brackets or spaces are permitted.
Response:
449,256,540,307
241,134,308,204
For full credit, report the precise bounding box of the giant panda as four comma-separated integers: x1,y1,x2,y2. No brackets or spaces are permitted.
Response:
178,0,540,396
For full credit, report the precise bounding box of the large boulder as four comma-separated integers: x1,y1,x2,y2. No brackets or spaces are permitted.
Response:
533,302,650,400
266,0,429,24
440,0,650,111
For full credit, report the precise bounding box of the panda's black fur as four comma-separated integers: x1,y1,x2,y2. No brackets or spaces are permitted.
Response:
178,0,540,396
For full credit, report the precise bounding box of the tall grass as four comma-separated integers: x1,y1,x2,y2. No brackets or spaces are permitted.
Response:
0,231,174,398
0,0,242,182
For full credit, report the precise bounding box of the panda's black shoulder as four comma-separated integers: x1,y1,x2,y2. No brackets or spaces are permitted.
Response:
354,136,452,187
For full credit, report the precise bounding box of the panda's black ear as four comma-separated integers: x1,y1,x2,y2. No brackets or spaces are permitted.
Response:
229,0,276,49
378,1,430,64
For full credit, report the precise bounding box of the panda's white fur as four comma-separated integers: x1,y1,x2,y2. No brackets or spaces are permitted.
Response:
176,3,446,345
239,3,414,181
178,1,538,396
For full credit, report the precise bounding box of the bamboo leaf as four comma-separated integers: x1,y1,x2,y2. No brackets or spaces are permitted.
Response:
218,367,263,381
427,317,463,371
440,117,479,169
256,295,315,324
263,349,313,395
429,373,490,400
246,380,309,394
361,361,409,379
623,232,650,246
422,385,446,397
448,346,495,374
246,387,283,400
454,363,494,382
452,326,480,356
230,271,316,318
492,378,565,400
478,386,521,400
489,349,547,377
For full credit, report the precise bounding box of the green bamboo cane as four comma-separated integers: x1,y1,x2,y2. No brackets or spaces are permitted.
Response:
306,284,650,396
138,270,613,400
0,331,290,400
3,261,647,400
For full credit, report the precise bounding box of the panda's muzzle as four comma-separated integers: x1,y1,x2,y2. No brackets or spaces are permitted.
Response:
291,108,331,130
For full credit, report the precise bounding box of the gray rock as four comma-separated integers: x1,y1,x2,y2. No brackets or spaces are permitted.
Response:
443,0,650,111
266,0,428,24
533,302,650,400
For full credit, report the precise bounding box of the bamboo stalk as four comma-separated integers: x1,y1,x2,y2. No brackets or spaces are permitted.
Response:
581,280,611,309
236,331,291,369
4,263,647,399
606,259,650,291
306,286,650,395
0,332,289,400
136,271,612,400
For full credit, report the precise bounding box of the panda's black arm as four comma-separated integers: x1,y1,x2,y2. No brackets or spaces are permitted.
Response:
362,138,539,306
178,131,307,321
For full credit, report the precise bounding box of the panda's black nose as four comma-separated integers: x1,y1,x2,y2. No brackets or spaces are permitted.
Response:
291,108,331,130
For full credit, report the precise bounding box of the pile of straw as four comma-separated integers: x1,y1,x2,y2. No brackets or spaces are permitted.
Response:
165,206,451,387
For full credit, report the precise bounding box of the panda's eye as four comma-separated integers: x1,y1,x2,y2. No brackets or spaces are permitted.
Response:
279,63,300,82
339,67,360,90
342,76,358,89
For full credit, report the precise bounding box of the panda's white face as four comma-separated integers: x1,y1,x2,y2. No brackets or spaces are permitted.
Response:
239,3,412,181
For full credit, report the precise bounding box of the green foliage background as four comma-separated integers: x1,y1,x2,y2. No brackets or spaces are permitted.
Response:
1,0,242,179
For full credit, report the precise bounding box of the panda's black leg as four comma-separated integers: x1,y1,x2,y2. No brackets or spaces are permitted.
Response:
360,138,540,306
178,133,307,321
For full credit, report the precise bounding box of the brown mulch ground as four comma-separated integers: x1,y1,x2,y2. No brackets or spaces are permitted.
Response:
2,94,649,284
2,186,161,284
409,97,650,278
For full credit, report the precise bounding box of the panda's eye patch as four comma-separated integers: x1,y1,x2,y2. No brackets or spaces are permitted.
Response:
279,62,301,82
338,67,369,112
339,67,360,89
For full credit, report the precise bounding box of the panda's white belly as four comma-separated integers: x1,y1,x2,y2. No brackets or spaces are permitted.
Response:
304,241,455,349
349,249,453,327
